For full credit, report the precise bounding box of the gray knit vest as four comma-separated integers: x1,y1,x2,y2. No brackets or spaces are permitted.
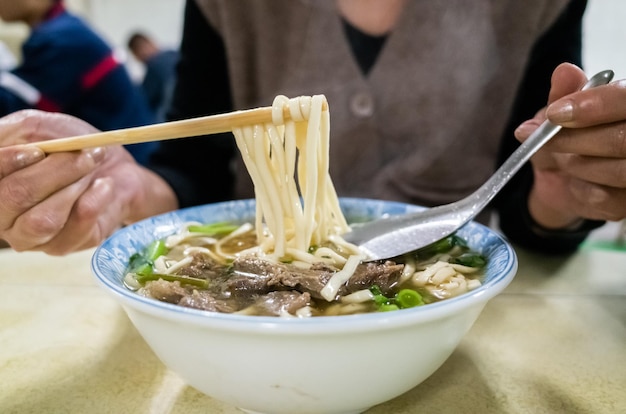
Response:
195,0,569,209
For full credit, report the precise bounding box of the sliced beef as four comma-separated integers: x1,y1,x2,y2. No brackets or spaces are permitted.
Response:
226,256,283,294
178,290,238,313
283,261,403,298
276,263,336,298
141,255,404,314
177,252,225,279
345,261,404,294
232,255,281,277
141,279,188,304
248,291,312,316
228,256,336,299
229,256,404,300
142,278,237,313
227,272,274,293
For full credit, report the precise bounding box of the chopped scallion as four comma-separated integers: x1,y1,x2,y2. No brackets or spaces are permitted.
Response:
452,252,486,268
187,222,239,236
396,289,424,308
379,304,400,312
145,240,168,261
127,239,169,275
414,234,466,258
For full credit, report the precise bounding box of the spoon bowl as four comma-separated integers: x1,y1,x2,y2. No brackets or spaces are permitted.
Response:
343,70,614,261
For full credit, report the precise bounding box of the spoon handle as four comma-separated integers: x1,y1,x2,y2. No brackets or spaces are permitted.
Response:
462,69,615,217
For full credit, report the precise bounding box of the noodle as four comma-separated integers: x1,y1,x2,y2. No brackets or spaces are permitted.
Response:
232,95,355,266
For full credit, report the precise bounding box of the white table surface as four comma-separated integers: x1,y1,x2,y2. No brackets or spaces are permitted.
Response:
1,223,625,414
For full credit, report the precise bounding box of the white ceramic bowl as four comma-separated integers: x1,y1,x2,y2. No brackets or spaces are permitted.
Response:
92,198,517,414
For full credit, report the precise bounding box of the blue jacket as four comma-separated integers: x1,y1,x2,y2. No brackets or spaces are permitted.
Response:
0,3,156,162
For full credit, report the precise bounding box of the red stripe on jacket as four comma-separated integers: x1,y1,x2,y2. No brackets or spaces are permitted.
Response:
45,1,65,21
82,54,118,90
36,95,61,112
32,54,119,113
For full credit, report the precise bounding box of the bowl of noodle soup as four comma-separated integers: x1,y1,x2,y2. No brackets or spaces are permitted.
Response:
93,95,516,413
91,197,517,414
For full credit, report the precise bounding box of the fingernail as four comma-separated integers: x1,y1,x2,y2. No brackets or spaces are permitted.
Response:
547,101,574,123
85,147,106,164
15,147,45,168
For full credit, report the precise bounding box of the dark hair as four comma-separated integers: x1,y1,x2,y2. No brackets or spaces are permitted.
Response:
127,32,151,51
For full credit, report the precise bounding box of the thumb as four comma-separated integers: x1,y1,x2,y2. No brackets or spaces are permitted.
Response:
547,63,588,105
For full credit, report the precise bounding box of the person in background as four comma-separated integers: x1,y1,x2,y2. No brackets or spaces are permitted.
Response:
0,0,157,164
0,0,625,256
127,31,180,122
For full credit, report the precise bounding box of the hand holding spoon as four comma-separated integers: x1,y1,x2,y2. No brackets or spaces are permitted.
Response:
343,70,615,261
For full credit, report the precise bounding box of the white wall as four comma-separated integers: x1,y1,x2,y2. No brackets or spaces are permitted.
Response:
83,0,185,52
583,0,626,79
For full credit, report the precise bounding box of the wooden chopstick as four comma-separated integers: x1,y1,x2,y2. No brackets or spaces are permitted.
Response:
29,102,327,153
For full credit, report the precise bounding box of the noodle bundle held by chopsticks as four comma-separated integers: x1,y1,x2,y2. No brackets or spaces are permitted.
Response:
232,95,357,265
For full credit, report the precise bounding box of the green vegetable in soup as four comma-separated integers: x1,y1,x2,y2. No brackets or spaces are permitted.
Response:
128,239,169,275
411,234,487,267
452,252,486,268
369,285,424,312
413,235,466,258
187,222,239,236
396,289,424,308
370,285,392,307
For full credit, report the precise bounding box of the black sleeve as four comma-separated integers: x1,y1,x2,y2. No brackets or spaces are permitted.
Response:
493,0,604,254
146,0,237,208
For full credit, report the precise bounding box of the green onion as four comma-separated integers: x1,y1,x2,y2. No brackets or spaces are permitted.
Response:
145,239,168,261
369,285,384,296
131,262,153,275
370,285,399,310
396,289,424,308
379,304,400,312
452,252,486,268
369,285,425,312
187,222,239,236
370,285,390,305
373,294,391,306
127,239,169,275
128,252,146,272
415,234,466,257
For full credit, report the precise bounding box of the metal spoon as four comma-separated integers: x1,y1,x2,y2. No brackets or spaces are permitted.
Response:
343,70,614,261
